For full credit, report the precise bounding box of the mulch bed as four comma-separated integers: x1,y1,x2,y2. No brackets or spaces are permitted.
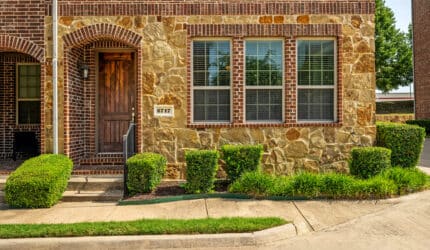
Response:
124,180,230,201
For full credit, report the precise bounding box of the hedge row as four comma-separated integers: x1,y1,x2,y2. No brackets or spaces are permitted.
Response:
376,122,425,168
376,101,414,114
406,120,430,137
5,154,73,208
229,167,429,199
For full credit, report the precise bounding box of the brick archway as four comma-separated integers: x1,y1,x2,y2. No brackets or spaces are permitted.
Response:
63,24,142,49
0,35,46,156
63,24,142,164
0,35,44,62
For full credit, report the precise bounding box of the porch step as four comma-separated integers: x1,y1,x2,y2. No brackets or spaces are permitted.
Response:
0,176,124,192
61,190,123,202
0,175,124,203
67,176,123,192
0,176,6,190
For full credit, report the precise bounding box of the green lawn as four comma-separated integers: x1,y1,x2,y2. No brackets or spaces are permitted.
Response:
0,217,287,238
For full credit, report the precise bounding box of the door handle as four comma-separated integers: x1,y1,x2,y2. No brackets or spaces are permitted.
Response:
131,107,135,123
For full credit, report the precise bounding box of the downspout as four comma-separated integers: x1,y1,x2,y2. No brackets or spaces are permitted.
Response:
52,0,58,154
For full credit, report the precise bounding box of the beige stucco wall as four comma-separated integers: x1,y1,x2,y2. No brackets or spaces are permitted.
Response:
43,13,376,178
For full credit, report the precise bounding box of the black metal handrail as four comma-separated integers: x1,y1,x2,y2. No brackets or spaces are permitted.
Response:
123,122,136,198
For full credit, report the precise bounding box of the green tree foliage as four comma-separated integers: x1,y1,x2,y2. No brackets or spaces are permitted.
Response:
375,0,413,92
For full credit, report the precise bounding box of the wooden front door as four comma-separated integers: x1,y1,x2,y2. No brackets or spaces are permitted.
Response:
98,52,135,152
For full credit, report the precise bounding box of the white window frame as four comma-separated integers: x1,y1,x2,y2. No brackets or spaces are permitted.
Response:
244,38,285,123
191,38,233,124
16,63,41,125
296,37,337,123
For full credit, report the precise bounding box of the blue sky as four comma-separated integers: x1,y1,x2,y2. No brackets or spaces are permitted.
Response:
385,0,411,33
383,0,413,93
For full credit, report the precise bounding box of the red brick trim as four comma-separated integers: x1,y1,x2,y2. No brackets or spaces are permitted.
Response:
0,35,44,62
63,24,142,48
49,1,375,16
186,24,342,37
186,24,343,128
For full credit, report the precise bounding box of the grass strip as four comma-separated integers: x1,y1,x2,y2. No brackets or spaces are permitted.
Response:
0,217,287,239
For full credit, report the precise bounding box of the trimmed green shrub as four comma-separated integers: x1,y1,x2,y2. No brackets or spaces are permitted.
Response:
406,119,430,137
376,122,426,168
350,147,392,178
5,154,73,208
221,144,263,181
185,150,219,194
380,167,428,194
228,171,277,197
126,153,167,195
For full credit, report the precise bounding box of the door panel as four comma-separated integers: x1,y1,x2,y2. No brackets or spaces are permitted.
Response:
98,52,135,152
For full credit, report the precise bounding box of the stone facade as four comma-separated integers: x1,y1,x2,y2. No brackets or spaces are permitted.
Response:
1,1,376,178
413,0,430,119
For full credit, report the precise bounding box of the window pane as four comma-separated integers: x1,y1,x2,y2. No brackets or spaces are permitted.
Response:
298,40,335,87
18,65,41,99
193,41,231,87
193,90,230,122
194,105,205,121
18,101,40,124
246,89,282,121
245,40,283,86
297,89,334,121
246,71,258,86
258,71,270,85
271,71,283,86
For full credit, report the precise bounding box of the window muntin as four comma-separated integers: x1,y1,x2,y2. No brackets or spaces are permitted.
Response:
297,40,336,122
245,40,283,122
192,40,231,122
17,64,41,124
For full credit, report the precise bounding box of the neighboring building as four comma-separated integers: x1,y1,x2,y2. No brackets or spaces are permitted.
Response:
412,0,430,119
0,0,376,178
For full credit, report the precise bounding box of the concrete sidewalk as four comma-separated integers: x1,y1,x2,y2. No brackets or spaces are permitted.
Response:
0,166,428,249
0,192,401,249
1,191,429,250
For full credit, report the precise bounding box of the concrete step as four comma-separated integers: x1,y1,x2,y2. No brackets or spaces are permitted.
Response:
67,176,123,192
61,190,123,202
0,175,124,192
0,176,6,190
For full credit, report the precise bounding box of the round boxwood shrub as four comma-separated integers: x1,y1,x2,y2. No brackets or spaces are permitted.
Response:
350,147,392,179
184,150,219,194
5,154,73,208
126,153,167,195
220,144,263,182
376,122,425,168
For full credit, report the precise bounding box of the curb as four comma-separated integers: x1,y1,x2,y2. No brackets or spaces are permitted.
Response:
0,224,296,250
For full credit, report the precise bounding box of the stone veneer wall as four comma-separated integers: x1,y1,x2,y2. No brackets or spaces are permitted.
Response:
44,0,376,178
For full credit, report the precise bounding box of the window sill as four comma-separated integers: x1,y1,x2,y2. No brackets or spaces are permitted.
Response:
187,122,342,128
